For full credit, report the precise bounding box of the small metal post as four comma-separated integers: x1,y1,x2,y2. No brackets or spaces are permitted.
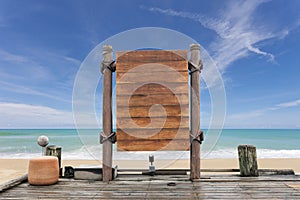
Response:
42,147,46,156
149,155,155,176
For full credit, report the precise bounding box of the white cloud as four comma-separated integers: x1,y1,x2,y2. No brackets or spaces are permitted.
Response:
228,110,264,121
0,48,81,101
246,44,275,62
0,80,70,103
0,49,57,82
0,102,74,128
0,49,28,63
269,99,300,110
63,56,82,66
0,101,101,129
145,2,300,128
146,0,280,71
228,99,300,122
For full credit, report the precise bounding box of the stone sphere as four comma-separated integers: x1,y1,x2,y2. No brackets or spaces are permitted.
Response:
37,135,49,147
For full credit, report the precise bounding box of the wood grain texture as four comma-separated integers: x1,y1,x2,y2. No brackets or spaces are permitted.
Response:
117,105,189,118
116,94,189,107
116,50,189,151
116,61,188,73
238,145,259,177
117,71,188,83
117,139,190,151
116,50,188,63
117,83,188,95
102,46,113,182
117,116,189,129
3,175,300,199
0,174,27,192
117,128,189,140
189,44,201,180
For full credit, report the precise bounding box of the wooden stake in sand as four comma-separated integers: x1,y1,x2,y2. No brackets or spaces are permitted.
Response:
238,145,259,177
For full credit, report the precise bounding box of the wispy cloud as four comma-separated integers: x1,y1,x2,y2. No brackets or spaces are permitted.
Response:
246,44,275,62
0,48,80,75
0,101,101,128
229,99,300,121
0,102,74,128
0,49,56,82
0,49,28,63
269,99,300,110
228,110,264,121
145,0,293,71
0,48,81,99
63,56,82,66
0,80,70,103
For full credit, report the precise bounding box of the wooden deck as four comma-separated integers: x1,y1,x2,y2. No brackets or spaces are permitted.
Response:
2,174,300,199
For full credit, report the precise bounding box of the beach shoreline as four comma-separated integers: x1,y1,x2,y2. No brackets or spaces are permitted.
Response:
1,158,300,185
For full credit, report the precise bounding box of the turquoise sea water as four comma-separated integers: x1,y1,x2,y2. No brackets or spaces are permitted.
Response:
0,129,300,160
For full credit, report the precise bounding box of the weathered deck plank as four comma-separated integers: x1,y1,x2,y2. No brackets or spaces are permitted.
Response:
2,175,300,199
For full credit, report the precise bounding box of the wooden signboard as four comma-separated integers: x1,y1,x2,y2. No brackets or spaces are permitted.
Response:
116,50,189,151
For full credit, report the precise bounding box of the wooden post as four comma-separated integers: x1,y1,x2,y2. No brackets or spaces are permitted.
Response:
189,44,201,180
238,145,259,177
46,145,62,176
101,45,113,182
0,174,28,192
46,145,62,169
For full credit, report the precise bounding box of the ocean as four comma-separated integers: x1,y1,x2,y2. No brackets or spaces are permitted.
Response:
0,129,300,160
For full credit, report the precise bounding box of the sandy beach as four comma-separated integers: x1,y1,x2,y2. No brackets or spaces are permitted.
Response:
1,158,300,185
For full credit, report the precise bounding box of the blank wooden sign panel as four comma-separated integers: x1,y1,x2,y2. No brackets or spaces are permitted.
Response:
116,50,189,151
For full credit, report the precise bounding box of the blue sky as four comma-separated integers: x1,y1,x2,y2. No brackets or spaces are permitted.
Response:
0,0,300,129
